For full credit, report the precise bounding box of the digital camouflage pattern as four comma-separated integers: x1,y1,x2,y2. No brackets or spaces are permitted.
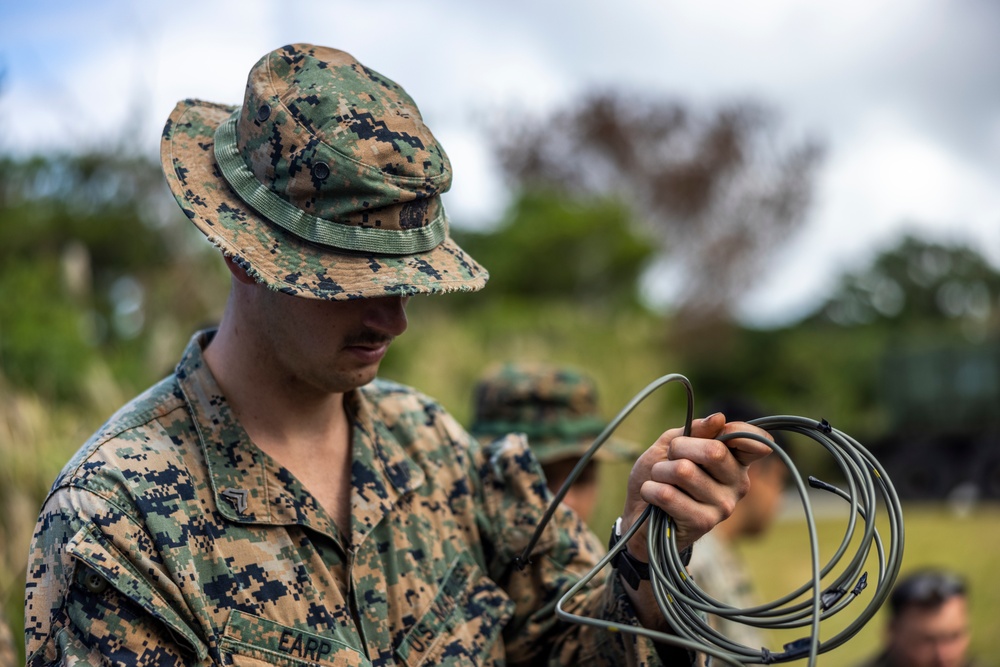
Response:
469,362,634,465
161,44,488,301
25,331,682,666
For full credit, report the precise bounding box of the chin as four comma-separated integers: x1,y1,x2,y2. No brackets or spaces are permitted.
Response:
320,367,380,393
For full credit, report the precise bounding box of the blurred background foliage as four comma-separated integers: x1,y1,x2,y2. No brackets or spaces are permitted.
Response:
452,189,659,311
0,152,228,400
488,91,823,325
3,88,1000,663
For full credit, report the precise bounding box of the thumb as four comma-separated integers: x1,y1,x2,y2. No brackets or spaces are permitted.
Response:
688,412,726,439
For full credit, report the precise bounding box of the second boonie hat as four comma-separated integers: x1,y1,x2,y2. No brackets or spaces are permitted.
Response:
469,362,635,464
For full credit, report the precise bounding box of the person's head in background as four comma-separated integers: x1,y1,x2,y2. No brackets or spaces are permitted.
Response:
469,362,632,523
703,396,788,542
884,569,972,667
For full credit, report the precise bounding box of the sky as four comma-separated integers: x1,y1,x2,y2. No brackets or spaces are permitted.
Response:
2,0,998,326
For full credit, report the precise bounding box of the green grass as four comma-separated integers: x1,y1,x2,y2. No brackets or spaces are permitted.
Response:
732,502,1000,666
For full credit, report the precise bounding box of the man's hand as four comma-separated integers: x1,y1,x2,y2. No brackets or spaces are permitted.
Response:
621,412,773,565
614,412,773,629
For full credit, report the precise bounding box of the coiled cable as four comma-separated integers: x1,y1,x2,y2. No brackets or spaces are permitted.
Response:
514,374,904,667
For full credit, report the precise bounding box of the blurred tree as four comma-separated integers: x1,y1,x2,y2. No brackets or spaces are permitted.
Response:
489,92,823,327
451,189,658,311
808,234,1000,340
0,152,228,401
806,235,1000,498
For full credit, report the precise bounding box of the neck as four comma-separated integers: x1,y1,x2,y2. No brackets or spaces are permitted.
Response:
203,309,350,458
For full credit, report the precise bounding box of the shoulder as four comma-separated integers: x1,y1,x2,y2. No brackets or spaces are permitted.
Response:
48,374,197,502
361,377,446,417
685,530,736,582
362,377,471,447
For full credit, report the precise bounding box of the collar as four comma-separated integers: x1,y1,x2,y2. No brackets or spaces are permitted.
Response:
175,330,425,550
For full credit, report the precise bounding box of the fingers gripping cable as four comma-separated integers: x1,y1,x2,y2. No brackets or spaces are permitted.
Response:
514,374,904,667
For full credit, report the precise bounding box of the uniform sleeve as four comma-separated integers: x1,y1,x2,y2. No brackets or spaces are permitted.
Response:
24,485,210,666
468,433,693,667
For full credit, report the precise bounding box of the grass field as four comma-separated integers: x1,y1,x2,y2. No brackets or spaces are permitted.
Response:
725,502,1000,666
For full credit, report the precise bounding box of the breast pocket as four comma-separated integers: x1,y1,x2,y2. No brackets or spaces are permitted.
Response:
396,554,515,667
220,610,372,667
64,522,208,664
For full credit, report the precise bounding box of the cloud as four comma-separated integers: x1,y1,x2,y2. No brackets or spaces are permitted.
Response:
2,0,998,325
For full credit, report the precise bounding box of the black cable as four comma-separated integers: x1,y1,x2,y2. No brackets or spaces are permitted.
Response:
516,374,905,667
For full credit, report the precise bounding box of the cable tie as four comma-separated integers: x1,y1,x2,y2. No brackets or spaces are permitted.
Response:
760,647,775,665
779,638,812,661
821,587,847,610
852,571,869,596
817,418,833,434
808,476,840,493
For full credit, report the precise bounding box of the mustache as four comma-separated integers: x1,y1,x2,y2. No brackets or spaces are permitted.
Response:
343,330,394,348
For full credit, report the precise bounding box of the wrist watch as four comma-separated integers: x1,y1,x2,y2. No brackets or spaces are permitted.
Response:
608,516,650,590
608,516,694,590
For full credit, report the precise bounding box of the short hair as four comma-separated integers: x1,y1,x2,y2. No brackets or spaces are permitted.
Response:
889,569,967,619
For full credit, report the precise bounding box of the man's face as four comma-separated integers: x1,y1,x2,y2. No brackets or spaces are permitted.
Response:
887,596,971,667
249,285,410,394
542,458,599,523
741,458,787,537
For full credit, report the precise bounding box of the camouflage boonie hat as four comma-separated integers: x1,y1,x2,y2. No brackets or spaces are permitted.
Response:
160,44,487,300
469,362,636,464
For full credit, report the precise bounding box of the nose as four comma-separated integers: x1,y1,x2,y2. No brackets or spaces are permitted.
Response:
362,296,409,337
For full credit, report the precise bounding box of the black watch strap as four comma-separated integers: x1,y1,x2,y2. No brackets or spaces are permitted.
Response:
607,517,694,590
608,517,650,590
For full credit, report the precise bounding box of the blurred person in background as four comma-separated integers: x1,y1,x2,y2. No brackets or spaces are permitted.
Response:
0,609,14,666
23,43,773,665
856,568,980,667
468,361,636,525
685,397,788,654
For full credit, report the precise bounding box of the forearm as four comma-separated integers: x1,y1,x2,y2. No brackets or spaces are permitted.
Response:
617,541,694,633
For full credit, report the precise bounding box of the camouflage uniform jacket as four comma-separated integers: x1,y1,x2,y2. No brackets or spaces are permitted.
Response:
685,531,765,654
26,331,680,666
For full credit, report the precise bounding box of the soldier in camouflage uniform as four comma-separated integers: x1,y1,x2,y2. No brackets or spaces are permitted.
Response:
24,44,772,666
469,361,635,524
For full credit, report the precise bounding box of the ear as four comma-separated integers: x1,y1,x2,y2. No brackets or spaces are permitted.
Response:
223,254,258,286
